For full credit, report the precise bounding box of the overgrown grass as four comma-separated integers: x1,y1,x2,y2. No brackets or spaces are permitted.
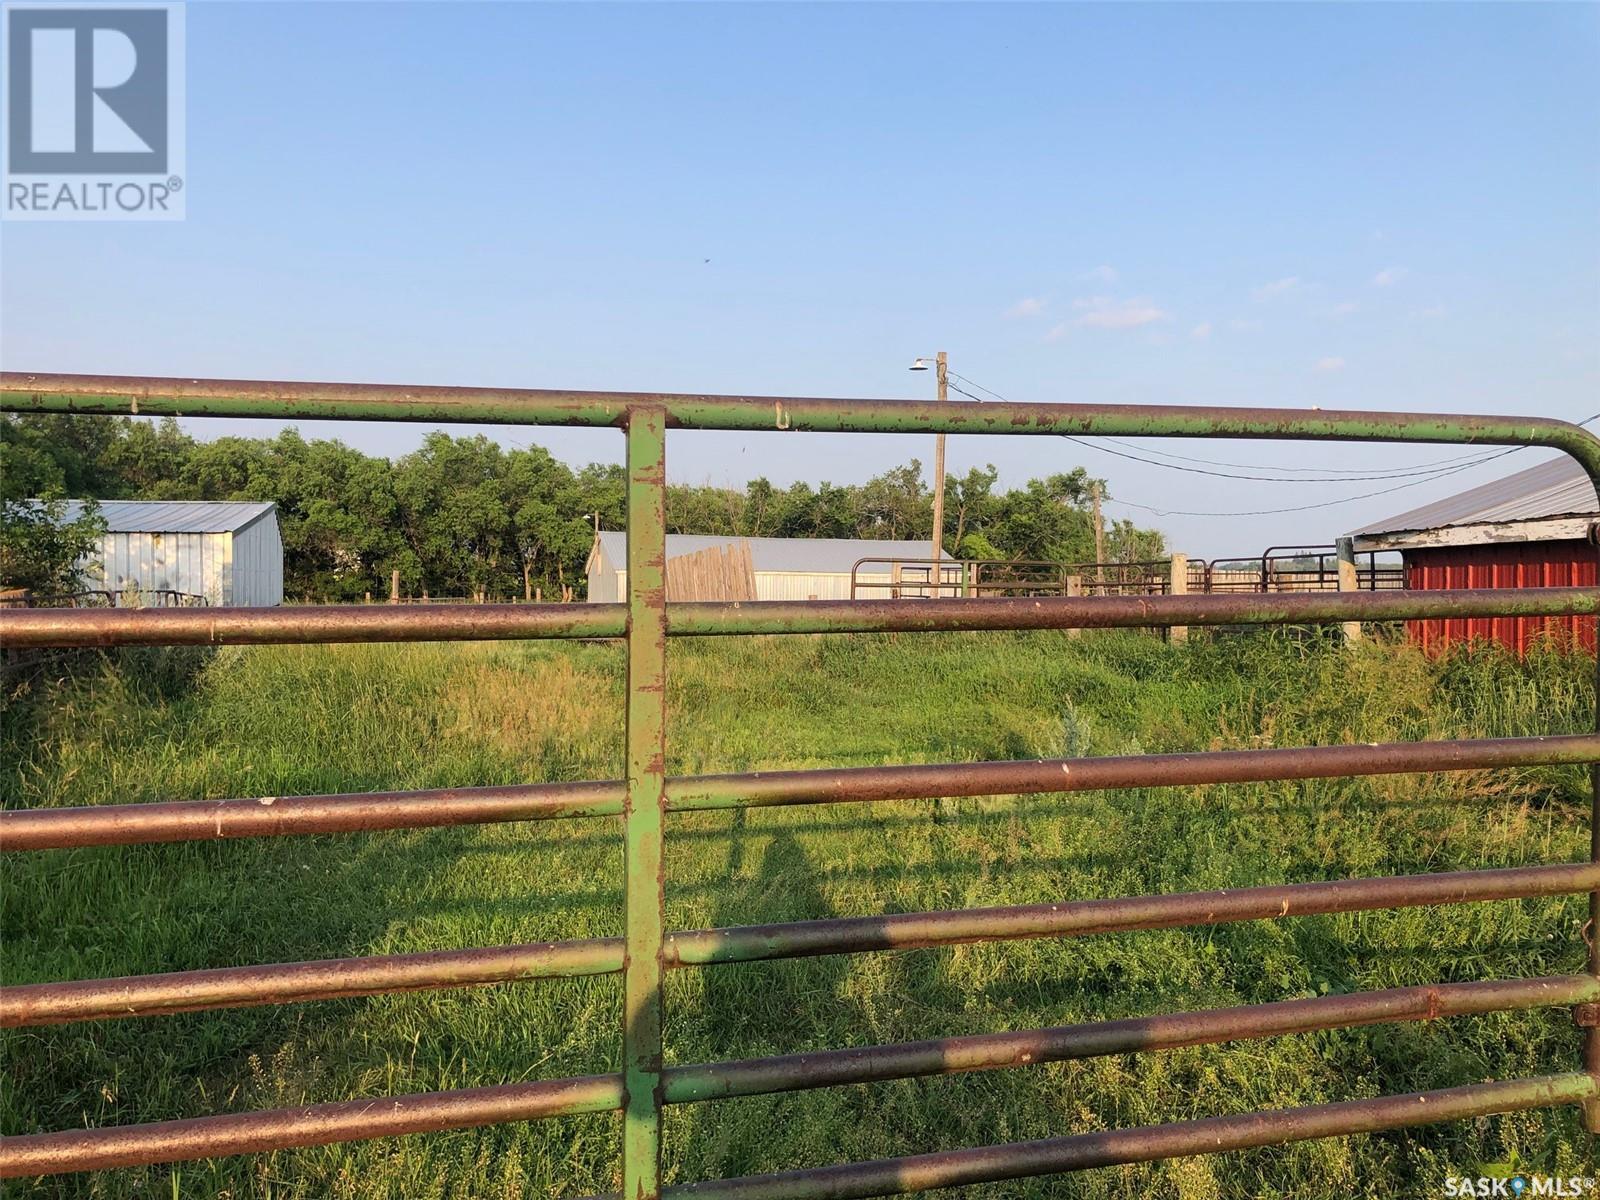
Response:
1,631,1596,1198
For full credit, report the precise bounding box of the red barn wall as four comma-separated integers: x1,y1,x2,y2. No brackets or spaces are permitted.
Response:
1405,539,1596,655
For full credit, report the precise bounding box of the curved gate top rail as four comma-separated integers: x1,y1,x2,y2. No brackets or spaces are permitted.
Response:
3,370,1599,1199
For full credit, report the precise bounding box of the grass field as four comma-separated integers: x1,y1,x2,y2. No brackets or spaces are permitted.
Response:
2,629,1598,1199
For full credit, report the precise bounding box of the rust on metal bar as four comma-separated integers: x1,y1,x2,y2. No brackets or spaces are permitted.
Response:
0,938,624,1027
9,864,1591,1028
8,978,1586,1178
654,1074,1597,1199
662,975,1599,1104
0,1073,625,1179
4,588,1596,649
0,602,625,647
666,733,1600,813
3,373,1598,476
664,862,1600,966
7,733,1595,852
0,780,627,850
667,588,1600,636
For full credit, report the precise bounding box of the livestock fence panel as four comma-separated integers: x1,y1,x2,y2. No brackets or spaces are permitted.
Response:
2,372,1599,1198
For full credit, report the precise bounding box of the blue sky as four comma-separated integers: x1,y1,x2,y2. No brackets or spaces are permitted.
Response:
3,1,1597,555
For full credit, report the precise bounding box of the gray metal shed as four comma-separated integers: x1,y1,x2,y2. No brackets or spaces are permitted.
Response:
60,500,284,606
585,533,938,602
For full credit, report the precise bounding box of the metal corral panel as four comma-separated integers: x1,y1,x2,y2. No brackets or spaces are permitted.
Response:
1405,540,1596,655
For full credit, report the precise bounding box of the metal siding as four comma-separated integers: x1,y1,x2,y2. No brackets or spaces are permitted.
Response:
230,516,285,606
1405,540,1597,655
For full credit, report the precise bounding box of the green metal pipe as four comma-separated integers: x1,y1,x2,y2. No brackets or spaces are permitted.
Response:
3,373,1598,478
622,409,670,1200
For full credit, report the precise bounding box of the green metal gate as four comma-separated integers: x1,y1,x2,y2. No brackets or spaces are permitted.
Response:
3,372,1600,1196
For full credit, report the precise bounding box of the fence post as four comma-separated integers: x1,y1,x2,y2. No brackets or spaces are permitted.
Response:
622,407,668,1200
1064,575,1082,639
1336,537,1363,644
1168,553,1188,644
389,569,400,604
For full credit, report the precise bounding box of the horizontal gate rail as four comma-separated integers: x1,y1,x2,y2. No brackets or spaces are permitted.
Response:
647,1075,1600,1200
4,373,1599,459
4,732,1594,851
5,862,1594,1027
3,586,1597,647
3,372,1599,1195
1,978,1592,1179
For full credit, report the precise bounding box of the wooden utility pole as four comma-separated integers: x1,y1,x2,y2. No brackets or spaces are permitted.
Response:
929,351,948,598
1091,482,1106,593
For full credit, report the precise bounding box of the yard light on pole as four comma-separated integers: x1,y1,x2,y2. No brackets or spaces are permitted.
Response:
909,351,948,597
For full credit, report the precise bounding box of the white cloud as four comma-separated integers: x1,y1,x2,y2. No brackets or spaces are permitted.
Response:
1314,356,1346,373
1329,301,1359,317
1411,305,1447,319
1251,276,1300,301
1069,295,1168,330
1005,297,1046,319
1372,266,1408,288
1229,318,1262,332
1190,321,1212,341
1079,265,1119,284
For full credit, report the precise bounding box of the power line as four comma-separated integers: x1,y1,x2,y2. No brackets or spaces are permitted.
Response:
947,378,1539,482
946,378,1548,485
943,371,1598,519
1103,415,1599,518
1089,435,1507,477
1055,433,1520,484
1101,453,1517,518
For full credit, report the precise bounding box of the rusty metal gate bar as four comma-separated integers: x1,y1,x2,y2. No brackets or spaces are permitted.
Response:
2,373,1600,1198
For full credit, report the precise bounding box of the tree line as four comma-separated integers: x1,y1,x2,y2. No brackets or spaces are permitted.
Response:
0,414,1164,601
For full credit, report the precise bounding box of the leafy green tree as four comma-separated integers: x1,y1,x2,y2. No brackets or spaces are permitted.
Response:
0,498,106,594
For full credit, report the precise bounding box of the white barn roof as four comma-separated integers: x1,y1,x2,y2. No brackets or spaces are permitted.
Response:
594,532,935,573
56,500,278,534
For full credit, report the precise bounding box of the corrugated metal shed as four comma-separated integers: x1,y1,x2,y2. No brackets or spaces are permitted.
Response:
1349,456,1598,538
586,533,938,603
593,532,933,574
47,500,283,606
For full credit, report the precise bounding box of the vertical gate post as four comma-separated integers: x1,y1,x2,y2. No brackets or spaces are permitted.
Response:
1064,575,1082,639
623,407,669,1198
1336,537,1363,644
1168,553,1188,644
1588,529,1600,1133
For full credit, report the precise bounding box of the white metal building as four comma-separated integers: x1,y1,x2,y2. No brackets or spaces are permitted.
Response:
60,500,284,606
585,533,941,602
